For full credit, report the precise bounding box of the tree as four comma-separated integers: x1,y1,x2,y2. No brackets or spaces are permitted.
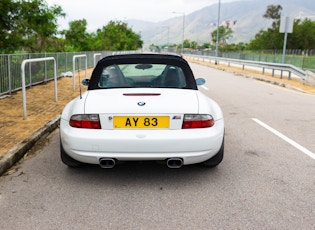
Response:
221,42,247,52
247,27,283,50
64,19,91,51
29,1,64,52
190,41,198,49
0,0,21,52
263,5,282,29
289,19,315,50
92,20,142,51
183,39,191,49
211,26,233,45
201,43,211,49
248,4,315,50
248,4,283,50
0,0,65,53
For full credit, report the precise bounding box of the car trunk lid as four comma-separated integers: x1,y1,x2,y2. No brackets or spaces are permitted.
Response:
84,88,199,114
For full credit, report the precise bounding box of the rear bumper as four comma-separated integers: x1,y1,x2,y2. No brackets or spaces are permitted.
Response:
60,118,224,165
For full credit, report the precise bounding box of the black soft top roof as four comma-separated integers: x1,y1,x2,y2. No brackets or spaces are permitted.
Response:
88,53,197,90
98,53,187,65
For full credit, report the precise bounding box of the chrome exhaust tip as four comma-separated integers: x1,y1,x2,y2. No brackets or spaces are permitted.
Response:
166,158,183,169
99,158,116,169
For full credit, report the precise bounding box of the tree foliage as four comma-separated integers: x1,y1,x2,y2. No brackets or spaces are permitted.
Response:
211,26,233,45
288,19,315,50
248,4,283,49
63,19,91,51
263,5,282,29
5,2,314,54
62,20,142,51
0,0,65,52
248,5,315,50
0,1,143,53
92,21,142,51
0,0,20,52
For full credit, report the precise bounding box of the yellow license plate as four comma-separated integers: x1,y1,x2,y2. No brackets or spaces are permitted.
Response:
114,116,169,128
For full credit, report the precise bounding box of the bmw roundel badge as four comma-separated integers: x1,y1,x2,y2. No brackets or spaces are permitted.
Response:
137,101,146,106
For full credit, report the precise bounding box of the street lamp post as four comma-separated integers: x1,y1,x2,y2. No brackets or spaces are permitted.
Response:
173,12,185,54
215,0,221,64
161,26,170,47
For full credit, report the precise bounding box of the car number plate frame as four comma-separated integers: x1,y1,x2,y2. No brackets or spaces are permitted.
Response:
113,116,169,128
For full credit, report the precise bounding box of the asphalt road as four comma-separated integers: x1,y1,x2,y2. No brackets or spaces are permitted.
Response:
0,63,314,229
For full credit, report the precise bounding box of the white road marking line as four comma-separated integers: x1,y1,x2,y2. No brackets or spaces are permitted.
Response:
201,85,209,90
252,118,315,160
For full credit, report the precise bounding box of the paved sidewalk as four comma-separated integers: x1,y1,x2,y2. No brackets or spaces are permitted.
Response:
0,69,93,175
0,63,314,176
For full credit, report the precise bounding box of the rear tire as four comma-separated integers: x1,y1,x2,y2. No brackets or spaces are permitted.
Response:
60,141,83,168
201,138,224,167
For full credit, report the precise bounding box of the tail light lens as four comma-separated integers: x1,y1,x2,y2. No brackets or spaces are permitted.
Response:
69,114,101,129
182,114,214,129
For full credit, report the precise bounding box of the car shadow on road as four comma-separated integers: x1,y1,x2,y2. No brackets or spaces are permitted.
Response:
62,161,224,189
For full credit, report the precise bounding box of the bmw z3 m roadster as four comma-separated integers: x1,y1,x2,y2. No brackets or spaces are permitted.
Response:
60,53,224,168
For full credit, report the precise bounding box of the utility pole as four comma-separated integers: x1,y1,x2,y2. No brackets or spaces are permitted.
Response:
215,0,221,64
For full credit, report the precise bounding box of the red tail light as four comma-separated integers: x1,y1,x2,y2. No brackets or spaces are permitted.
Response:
70,114,101,129
182,114,214,129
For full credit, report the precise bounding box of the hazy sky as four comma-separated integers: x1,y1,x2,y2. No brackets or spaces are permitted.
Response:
46,0,236,31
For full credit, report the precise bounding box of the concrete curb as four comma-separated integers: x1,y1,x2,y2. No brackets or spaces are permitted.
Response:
188,58,315,95
0,115,60,176
227,69,315,95
250,75,315,95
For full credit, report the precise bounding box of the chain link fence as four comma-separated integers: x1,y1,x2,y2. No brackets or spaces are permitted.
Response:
183,49,315,72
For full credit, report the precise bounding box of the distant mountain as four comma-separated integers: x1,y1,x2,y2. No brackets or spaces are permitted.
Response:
127,0,315,48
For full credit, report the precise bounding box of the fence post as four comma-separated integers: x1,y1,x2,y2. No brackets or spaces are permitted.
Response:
93,53,102,67
29,53,32,87
44,53,47,81
8,54,12,94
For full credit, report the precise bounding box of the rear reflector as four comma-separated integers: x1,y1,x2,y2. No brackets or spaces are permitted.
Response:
182,114,214,129
70,114,101,129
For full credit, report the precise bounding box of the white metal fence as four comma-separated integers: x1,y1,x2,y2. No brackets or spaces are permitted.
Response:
0,51,114,96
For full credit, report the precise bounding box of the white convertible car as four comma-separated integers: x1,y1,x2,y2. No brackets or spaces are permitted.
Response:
60,54,224,168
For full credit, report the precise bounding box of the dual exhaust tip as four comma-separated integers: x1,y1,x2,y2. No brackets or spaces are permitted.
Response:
99,157,183,169
166,158,183,168
99,158,116,169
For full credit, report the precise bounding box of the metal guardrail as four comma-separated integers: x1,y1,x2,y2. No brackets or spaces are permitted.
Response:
184,54,306,80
